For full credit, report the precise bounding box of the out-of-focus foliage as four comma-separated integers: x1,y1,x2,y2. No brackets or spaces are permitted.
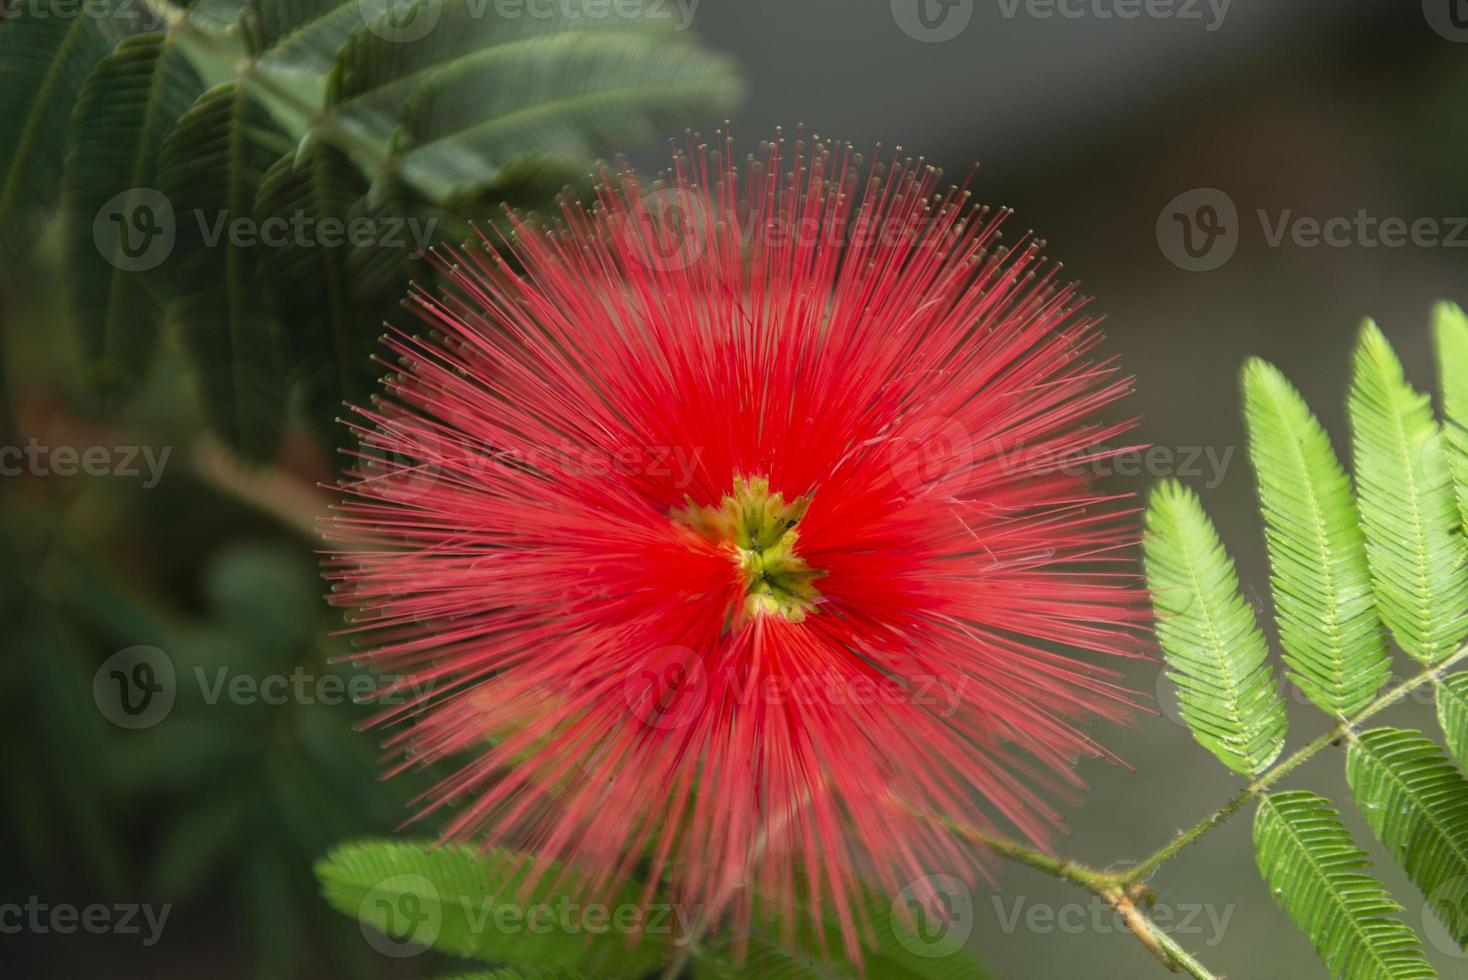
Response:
0,0,741,458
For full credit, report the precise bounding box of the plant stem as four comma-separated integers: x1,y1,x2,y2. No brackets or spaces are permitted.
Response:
1120,640,1468,886
927,643,1468,979
925,812,1119,893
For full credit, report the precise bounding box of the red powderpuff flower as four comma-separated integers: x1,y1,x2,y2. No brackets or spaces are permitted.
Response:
327,133,1142,963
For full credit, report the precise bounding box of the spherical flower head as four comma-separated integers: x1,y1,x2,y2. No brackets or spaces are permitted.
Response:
327,132,1142,964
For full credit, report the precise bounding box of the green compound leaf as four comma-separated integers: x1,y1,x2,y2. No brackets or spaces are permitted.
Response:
324,0,743,200
254,142,397,446
0,1,128,257
159,81,294,458
1438,674,1468,773
1346,727,1468,948
1243,357,1390,717
1145,479,1287,776
62,31,205,399
1349,320,1468,663
314,837,672,976
1253,790,1436,980
1434,301,1468,532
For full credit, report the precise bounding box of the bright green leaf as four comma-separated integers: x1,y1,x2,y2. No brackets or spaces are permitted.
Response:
315,838,672,975
1346,727,1468,947
1243,357,1389,716
1349,320,1468,662
1253,790,1435,980
1433,301,1468,532
1145,479,1287,775
1437,674,1468,772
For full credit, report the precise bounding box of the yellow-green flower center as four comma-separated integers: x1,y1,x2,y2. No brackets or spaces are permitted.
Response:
672,475,825,623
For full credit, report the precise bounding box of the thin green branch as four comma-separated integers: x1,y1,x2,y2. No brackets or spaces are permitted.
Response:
1120,640,1468,886
926,642,1468,979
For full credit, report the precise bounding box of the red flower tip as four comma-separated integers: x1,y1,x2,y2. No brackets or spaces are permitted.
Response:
326,131,1145,965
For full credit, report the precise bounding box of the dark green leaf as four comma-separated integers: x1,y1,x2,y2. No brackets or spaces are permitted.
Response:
158,81,294,457
63,31,205,397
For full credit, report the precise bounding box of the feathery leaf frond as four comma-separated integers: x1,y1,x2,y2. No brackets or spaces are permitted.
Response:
1348,321,1468,662
1243,357,1389,716
1145,479,1286,775
1346,727,1468,947
1253,790,1436,980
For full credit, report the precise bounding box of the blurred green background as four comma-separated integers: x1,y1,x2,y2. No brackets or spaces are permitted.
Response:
4,0,1468,976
